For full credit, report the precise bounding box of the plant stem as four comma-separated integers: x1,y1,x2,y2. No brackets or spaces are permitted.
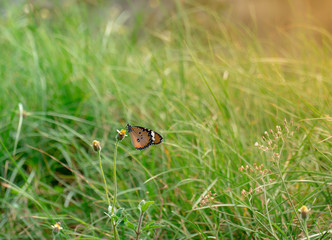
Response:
304,220,309,240
97,141,119,239
111,141,119,240
111,141,119,215
98,150,110,206
136,211,144,240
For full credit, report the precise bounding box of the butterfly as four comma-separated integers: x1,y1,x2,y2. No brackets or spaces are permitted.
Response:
127,123,163,150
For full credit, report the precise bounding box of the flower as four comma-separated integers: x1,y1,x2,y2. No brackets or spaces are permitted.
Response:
298,205,310,221
92,140,101,152
51,222,63,235
116,129,127,141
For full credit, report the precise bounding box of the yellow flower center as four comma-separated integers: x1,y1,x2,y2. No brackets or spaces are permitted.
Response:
300,205,309,213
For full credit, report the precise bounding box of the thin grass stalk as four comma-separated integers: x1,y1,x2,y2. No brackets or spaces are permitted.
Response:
111,140,119,240
276,142,306,234
98,150,110,206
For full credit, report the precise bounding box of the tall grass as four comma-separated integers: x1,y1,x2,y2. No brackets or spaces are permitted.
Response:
0,1,331,239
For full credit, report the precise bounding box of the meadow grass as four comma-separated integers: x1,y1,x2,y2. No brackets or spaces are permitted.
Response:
0,1,331,239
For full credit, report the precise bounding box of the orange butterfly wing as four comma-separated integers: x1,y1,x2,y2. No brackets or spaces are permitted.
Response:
127,124,153,150
151,131,163,145
127,124,163,150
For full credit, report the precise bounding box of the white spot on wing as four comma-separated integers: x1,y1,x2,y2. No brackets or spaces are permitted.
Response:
151,131,155,141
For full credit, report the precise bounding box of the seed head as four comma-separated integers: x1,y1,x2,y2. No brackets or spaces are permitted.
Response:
239,165,245,172
199,191,217,207
241,189,247,196
92,140,101,152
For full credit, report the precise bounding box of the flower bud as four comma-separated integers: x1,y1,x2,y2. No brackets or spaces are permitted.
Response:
92,140,101,152
299,205,310,221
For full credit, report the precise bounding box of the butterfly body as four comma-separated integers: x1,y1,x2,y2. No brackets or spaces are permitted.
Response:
127,124,163,150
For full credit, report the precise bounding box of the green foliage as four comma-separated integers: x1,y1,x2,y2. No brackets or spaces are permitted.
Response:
138,200,154,213
124,217,136,232
122,200,160,238
0,1,331,239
